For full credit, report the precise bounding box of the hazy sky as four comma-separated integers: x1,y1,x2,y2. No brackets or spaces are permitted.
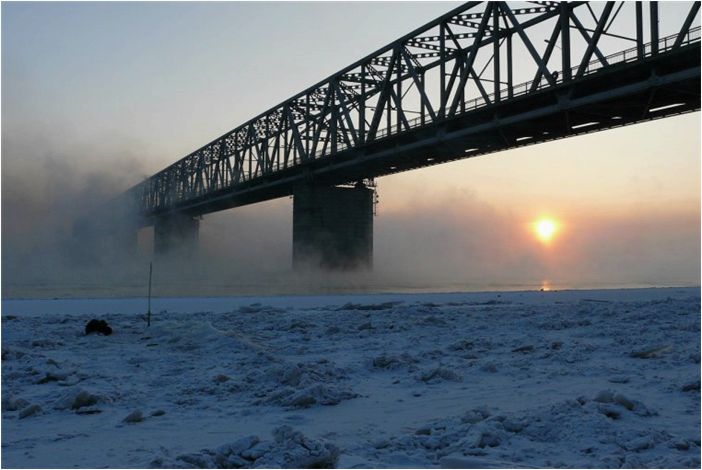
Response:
2,1,700,294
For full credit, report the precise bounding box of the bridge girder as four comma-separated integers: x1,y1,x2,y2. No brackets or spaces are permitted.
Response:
120,1,701,223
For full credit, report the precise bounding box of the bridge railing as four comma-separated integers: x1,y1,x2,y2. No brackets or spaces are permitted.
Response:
574,25,701,77
373,26,702,143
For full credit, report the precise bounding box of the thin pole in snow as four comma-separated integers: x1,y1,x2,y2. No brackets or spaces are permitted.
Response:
147,262,153,327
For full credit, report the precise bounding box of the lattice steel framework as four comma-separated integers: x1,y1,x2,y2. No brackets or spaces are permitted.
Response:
124,1,701,220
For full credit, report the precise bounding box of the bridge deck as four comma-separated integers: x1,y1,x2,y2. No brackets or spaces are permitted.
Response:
118,2,700,225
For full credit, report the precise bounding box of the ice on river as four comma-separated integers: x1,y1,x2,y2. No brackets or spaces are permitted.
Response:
2,287,700,468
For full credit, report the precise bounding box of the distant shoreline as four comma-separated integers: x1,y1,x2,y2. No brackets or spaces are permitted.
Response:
2,285,699,317
2,281,699,302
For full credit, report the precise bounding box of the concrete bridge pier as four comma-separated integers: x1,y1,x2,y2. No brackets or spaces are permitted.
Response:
293,183,374,270
154,213,200,258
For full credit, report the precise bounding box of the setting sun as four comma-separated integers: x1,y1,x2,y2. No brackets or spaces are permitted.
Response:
533,217,559,244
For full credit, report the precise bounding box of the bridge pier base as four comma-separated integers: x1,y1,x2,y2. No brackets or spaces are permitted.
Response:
154,214,199,258
293,183,374,270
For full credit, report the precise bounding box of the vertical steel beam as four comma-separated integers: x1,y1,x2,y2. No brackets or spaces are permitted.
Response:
330,83,337,154
560,2,571,81
650,1,659,54
439,22,446,119
305,94,310,156
396,53,402,133
360,64,366,144
263,116,269,172
386,72,392,133
507,32,513,98
283,116,289,169
636,2,644,58
460,58,466,113
493,2,501,102
420,71,426,125
250,129,253,179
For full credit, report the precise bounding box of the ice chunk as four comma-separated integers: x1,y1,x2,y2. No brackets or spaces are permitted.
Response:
175,452,216,468
502,418,525,433
597,403,621,420
461,407,490,424
240,441,272,460
417,367,462,383
225,454,249,468
278,365,302,386
37,371,69,384
462,424,502,449
258,425,339,468
212,374,230,383
285,384,357,408
630,346,671,359
53,389,101,410
448,339,474,351
372,353,416,370
2,396,29,412
216,435,260,457
614,393,635,411
594,390,615,403
682,380,700,392
594,390,648,415
19,404,42,419
123,410,144,424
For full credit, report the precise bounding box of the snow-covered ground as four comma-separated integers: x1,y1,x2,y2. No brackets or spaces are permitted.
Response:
2,287,700,468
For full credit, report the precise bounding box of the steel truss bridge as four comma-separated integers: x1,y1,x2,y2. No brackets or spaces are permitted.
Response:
122,1,700,223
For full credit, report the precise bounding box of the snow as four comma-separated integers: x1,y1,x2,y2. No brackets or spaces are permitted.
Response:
1,287,699,468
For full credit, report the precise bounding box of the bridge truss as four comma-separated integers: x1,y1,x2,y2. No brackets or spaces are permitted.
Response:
126,1,701,221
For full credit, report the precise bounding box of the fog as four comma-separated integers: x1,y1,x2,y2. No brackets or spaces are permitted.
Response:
2,126,699,299
2,128,147,294
2,1,699,299
376,194,700,290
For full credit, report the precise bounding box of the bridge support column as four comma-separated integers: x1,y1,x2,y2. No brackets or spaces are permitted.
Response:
293,183,374,270
154,213,199,258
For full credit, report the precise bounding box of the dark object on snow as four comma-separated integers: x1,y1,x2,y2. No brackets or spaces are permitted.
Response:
85,319,113,336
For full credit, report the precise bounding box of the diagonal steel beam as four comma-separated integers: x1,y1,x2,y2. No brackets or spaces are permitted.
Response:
448,2,492,116
331,80,359,147
530,19,562,91
400,47,437,121
576,2,615,77
673,2,701,49
367,47,399,140
469,68,491,105
500,1,556,87
569,10,609,65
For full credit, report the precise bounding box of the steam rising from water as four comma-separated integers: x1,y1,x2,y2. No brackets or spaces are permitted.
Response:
2,130,699,299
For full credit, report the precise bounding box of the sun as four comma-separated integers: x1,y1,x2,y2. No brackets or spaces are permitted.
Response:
533,217,559,244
